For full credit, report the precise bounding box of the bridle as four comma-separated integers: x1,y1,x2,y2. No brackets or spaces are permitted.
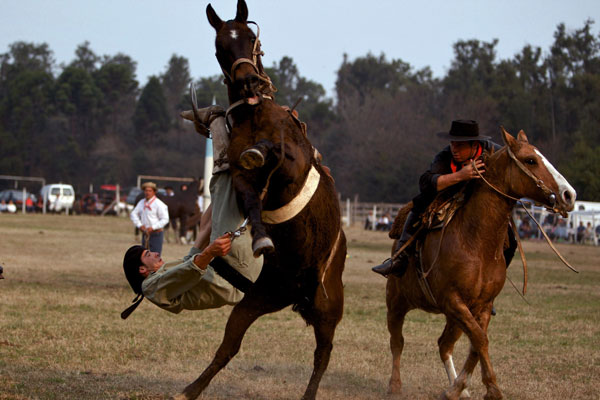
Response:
474,135,558,214
218,21,276,98
472,139,577,273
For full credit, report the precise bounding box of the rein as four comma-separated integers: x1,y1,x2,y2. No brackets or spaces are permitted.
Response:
472,149,578,274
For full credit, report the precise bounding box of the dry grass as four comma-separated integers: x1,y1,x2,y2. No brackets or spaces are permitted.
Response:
0,214,599,399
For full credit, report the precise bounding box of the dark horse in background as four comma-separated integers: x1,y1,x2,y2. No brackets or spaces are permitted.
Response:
175,1,346,399
161,180,202,244
385,128,576,400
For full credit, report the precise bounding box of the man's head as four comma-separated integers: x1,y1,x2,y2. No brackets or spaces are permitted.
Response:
438,120,490,163
141,182,157,200
180,183,188,192
123,246,164,294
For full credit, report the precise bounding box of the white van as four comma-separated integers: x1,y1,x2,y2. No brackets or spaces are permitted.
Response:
40,184,75,212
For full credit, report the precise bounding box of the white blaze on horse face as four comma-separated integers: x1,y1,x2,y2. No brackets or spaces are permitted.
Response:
534,149,577,207
230,30,238,40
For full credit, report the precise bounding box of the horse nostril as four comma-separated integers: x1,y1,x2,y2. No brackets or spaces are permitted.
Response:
563,190,572,204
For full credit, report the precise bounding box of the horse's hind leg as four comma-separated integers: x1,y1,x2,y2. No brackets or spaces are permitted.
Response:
438,319,471,399
302,312,341,400
386,280,410,395
176,294,287,400
475,306,501,400
302,259,345,400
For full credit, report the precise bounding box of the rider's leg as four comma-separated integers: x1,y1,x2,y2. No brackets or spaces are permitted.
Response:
372,211,420,277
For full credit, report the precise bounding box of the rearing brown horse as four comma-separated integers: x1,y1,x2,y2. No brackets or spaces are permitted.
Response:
385,128,576,400
175,1,346,399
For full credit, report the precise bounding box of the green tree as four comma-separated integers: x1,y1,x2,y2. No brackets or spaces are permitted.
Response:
160,54,191,126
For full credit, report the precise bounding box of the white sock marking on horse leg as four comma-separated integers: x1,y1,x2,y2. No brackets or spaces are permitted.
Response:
534,149,576,202
230,30,238,40
444,357,457,384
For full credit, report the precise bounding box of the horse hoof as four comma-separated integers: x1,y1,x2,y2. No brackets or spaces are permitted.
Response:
252,237,274,257
240,148,265,170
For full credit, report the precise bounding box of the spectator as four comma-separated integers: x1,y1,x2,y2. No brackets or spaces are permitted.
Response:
567,222,575,243
25,196,34,213
0,200,7,213
518,218,533,239
364,211,375,230
130,182,169,254
554,219,567,241
576,222,586,244
6,200,17,213
180,183,188,192
376,213,391,231
165,186,175,197
584,222,593,244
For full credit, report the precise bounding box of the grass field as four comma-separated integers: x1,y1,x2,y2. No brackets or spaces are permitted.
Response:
0,214,599,400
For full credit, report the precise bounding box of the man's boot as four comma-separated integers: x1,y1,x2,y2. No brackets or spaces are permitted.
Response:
372,211,420,277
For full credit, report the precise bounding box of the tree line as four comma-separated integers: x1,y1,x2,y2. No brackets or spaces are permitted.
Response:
1,20,599,201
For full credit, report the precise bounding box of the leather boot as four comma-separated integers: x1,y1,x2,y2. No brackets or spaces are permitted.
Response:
372,211,420,278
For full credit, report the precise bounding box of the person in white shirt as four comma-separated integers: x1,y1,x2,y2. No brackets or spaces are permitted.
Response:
130,182,169,254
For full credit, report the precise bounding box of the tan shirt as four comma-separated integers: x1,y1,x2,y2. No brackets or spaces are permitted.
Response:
142,248,244,314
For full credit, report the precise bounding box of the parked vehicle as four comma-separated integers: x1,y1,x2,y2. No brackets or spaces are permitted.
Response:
40,184,75,212
0,189,37,207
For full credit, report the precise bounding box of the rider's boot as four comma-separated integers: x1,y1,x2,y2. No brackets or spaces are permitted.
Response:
372,211,420,277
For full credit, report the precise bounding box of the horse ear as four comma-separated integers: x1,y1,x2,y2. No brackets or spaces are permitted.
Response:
500,126,517,148
517,129,529,143
235,0,249,22
206,4,224,31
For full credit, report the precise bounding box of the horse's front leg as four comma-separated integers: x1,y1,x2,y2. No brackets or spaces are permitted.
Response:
174,291,288,400
443,299,501,400
438,318,471,399
386,278,410,395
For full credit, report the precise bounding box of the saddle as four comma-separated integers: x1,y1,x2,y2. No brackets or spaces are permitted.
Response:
389,185,468,241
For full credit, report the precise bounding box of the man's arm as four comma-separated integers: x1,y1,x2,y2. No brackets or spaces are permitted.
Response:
436,159,485,191
154,201,170,230
130,200,143,228
142,233,232,307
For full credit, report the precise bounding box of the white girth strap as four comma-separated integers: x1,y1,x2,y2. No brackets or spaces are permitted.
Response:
261,165,320,224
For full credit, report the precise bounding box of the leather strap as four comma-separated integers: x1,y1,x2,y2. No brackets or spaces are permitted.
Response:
210,257,253,293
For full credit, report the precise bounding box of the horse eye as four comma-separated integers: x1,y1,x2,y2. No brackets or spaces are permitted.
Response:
525,158,536,165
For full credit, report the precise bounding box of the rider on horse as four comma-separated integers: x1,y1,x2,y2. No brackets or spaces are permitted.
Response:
372,119,516,277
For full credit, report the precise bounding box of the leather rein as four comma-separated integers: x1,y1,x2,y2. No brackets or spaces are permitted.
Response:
472,140,578,275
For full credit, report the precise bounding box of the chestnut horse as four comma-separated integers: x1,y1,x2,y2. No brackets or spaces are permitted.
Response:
385,127,576,399
175,1,346,399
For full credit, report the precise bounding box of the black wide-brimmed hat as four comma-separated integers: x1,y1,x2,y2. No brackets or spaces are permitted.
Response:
437,119,491,142
121,245,145,320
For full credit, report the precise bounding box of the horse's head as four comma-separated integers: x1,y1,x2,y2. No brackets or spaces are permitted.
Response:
500,127,576,216
207,0,270,104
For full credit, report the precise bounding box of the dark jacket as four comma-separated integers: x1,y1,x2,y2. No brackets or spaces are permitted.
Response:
412,140,500,213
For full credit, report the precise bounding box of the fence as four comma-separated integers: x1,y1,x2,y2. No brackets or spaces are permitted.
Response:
339,197,406,229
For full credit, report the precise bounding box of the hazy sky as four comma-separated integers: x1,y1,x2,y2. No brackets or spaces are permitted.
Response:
1,0,599,97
